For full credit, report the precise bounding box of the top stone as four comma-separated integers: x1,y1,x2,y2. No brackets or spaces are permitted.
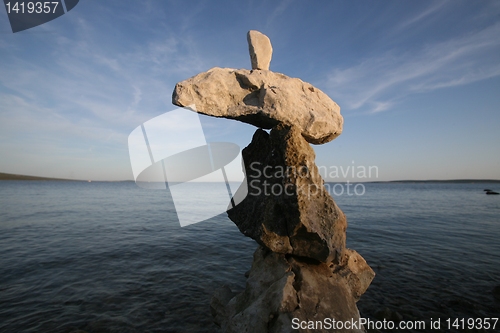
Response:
172,31,343,144
247,30,272,70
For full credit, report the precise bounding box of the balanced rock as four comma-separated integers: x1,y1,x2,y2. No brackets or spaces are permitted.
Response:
247,30,273,70
171,30,374,333
211,246,374,333
227,125,347,263
172,67,343,144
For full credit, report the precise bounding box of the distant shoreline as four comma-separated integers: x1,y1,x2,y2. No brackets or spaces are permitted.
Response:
1,172,499,183
0,172,83,181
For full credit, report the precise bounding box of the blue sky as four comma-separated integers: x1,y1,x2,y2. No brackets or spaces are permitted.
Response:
1,0,499,181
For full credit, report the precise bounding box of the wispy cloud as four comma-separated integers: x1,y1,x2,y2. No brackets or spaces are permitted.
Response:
1,15,209,128
395,0,448,31
326,22,500,114
0,93,127,145
0,4,212,178
266,0,293,29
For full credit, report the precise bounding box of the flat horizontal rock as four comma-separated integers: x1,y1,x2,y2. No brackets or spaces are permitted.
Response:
172,67,343,144
228,125,347,263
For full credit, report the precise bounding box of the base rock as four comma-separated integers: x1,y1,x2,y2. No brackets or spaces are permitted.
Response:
211,246,374,333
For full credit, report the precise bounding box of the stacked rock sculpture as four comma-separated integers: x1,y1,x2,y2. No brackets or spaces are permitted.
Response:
173,30,374,333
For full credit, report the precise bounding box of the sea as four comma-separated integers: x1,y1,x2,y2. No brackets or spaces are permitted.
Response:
0,181,499,333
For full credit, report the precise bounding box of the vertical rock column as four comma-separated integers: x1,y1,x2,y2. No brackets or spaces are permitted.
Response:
172,30,374,333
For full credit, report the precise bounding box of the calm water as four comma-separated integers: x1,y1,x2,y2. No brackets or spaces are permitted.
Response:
0,181,499,333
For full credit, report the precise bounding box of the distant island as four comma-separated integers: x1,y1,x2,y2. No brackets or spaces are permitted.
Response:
0,172,81,181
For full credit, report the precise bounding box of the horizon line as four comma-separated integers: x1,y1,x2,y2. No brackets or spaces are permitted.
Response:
1,172,500,184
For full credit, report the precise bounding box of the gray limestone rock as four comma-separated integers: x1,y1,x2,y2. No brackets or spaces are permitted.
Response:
170,30,374,333
227,125,346,263
247,30,273,70
172,67,343,144
337,249,376,301
211,246,374,333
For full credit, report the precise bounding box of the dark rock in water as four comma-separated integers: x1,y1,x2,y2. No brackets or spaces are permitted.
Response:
228,125,347,263
210,285,237,326
484,189,492,191
390,311,404,323
374,307,392,321
486,191,499,195
426,311,448,319
211,246,374,333
448,298,477,311
493,285,500,301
